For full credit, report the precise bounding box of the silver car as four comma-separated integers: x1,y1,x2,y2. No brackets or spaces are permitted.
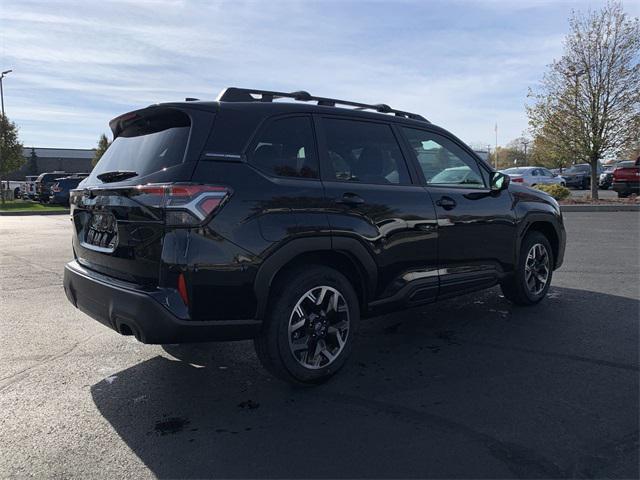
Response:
500,167,566,187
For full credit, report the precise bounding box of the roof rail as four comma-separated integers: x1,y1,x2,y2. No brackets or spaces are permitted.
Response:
215,87,428,122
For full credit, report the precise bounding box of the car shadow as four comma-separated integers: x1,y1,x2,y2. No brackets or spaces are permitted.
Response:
91,286,639,478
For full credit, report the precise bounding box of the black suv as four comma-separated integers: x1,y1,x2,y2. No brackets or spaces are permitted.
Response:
64,87,566,384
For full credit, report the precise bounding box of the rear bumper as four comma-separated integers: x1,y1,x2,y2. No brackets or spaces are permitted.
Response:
63,260,261,343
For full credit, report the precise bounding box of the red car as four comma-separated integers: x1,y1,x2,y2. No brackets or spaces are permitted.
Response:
612,157,640,198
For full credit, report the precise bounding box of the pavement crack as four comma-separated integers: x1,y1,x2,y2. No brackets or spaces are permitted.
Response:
318,391,567,478
461,339,639,372
0,334,100,392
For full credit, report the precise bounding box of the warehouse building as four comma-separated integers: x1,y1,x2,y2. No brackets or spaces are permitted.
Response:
8,147,94,180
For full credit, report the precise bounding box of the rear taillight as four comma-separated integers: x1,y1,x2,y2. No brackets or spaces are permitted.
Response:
135,183,231,227
511,177,524,183
51,183,61,193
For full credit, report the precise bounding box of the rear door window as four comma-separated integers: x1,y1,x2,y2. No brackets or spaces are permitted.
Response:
320,118,410,185
248,116,318,179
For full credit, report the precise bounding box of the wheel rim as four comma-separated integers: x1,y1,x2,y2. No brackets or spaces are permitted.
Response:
287,286,350,370
524,243,550,295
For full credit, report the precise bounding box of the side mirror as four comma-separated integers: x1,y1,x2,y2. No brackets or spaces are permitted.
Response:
490,171,510,191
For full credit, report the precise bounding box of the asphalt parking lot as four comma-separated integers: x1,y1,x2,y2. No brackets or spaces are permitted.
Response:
1,212,638,478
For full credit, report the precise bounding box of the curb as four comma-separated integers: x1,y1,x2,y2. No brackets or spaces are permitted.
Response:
560,204,639,212
0,210,70,216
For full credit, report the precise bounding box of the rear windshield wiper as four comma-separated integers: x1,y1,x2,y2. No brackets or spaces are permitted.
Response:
96,170,138,183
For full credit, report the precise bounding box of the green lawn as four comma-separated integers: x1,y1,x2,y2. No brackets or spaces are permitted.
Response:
0,200,68,213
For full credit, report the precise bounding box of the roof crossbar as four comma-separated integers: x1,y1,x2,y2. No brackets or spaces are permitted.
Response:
215,87,428,122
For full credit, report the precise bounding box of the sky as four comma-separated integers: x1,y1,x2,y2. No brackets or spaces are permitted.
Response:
1,0,638,150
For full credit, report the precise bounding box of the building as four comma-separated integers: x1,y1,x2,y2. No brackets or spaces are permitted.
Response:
8,147,94,180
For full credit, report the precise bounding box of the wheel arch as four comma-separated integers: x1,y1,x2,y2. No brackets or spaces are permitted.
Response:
519,215,561,269
254,237,377,320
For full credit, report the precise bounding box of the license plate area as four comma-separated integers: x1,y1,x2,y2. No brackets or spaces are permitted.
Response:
81,212,119,253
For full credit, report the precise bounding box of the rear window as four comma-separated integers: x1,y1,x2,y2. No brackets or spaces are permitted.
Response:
91,109,191,181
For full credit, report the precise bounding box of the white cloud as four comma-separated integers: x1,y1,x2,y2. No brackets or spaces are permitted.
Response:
0,0,625,148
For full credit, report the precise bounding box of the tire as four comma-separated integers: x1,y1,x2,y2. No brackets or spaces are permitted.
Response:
501,231,553,306
600,184,609,190
618,192,629,198
560,182,566,187
530,184,537,188
581,178,589,190
254,265,360,385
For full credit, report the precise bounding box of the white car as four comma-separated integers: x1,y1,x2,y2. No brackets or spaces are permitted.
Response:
500,167,566,187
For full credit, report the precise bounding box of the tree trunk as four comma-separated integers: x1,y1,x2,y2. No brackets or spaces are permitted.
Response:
590,160,599,201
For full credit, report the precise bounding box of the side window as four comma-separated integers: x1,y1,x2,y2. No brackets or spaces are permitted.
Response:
321,118,410,185
401,128,485,188
249,116,318,178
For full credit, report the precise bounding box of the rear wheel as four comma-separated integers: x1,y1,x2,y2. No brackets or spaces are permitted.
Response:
581,178,590,190
501,231,553,305
618,191,629,198
254,265,359,384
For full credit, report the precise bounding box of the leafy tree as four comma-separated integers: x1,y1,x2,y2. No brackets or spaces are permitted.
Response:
621,136,640,160
26,147,38,176
0,114,24,205
92,133,111,167
527,1,640,200
529,115,576,171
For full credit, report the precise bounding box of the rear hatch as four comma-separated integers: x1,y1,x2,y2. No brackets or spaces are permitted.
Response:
71,105,217,286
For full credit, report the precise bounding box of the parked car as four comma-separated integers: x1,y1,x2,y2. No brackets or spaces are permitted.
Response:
1,180,23,200
35,171,68,202
562,163,603,189
500,167,566,187
63,87,566,384
23,175,39,200
600,161,633,190
612,157,640,198
49,176,85,206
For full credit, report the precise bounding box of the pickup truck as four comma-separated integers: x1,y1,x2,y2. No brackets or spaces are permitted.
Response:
612,157,640,198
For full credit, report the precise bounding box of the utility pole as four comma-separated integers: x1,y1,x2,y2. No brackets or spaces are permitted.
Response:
0,70,12,117
0,69,11,204
522,140,530,166
494,122,498,169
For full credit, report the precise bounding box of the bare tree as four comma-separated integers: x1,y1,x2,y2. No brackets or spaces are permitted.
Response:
528,1,640,200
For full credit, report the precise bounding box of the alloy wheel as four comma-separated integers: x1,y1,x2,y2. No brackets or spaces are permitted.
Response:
524,243,550,295
287,286,350,369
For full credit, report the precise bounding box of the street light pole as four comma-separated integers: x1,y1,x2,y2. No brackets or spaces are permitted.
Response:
0,70,13,118
522,140,530,166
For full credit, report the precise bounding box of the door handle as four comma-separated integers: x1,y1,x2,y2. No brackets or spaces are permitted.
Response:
436,196,456,210
336,193,365,206
415,223,436,232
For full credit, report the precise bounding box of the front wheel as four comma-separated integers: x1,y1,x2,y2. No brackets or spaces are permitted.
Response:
501,231,553,305
254,265,359,384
